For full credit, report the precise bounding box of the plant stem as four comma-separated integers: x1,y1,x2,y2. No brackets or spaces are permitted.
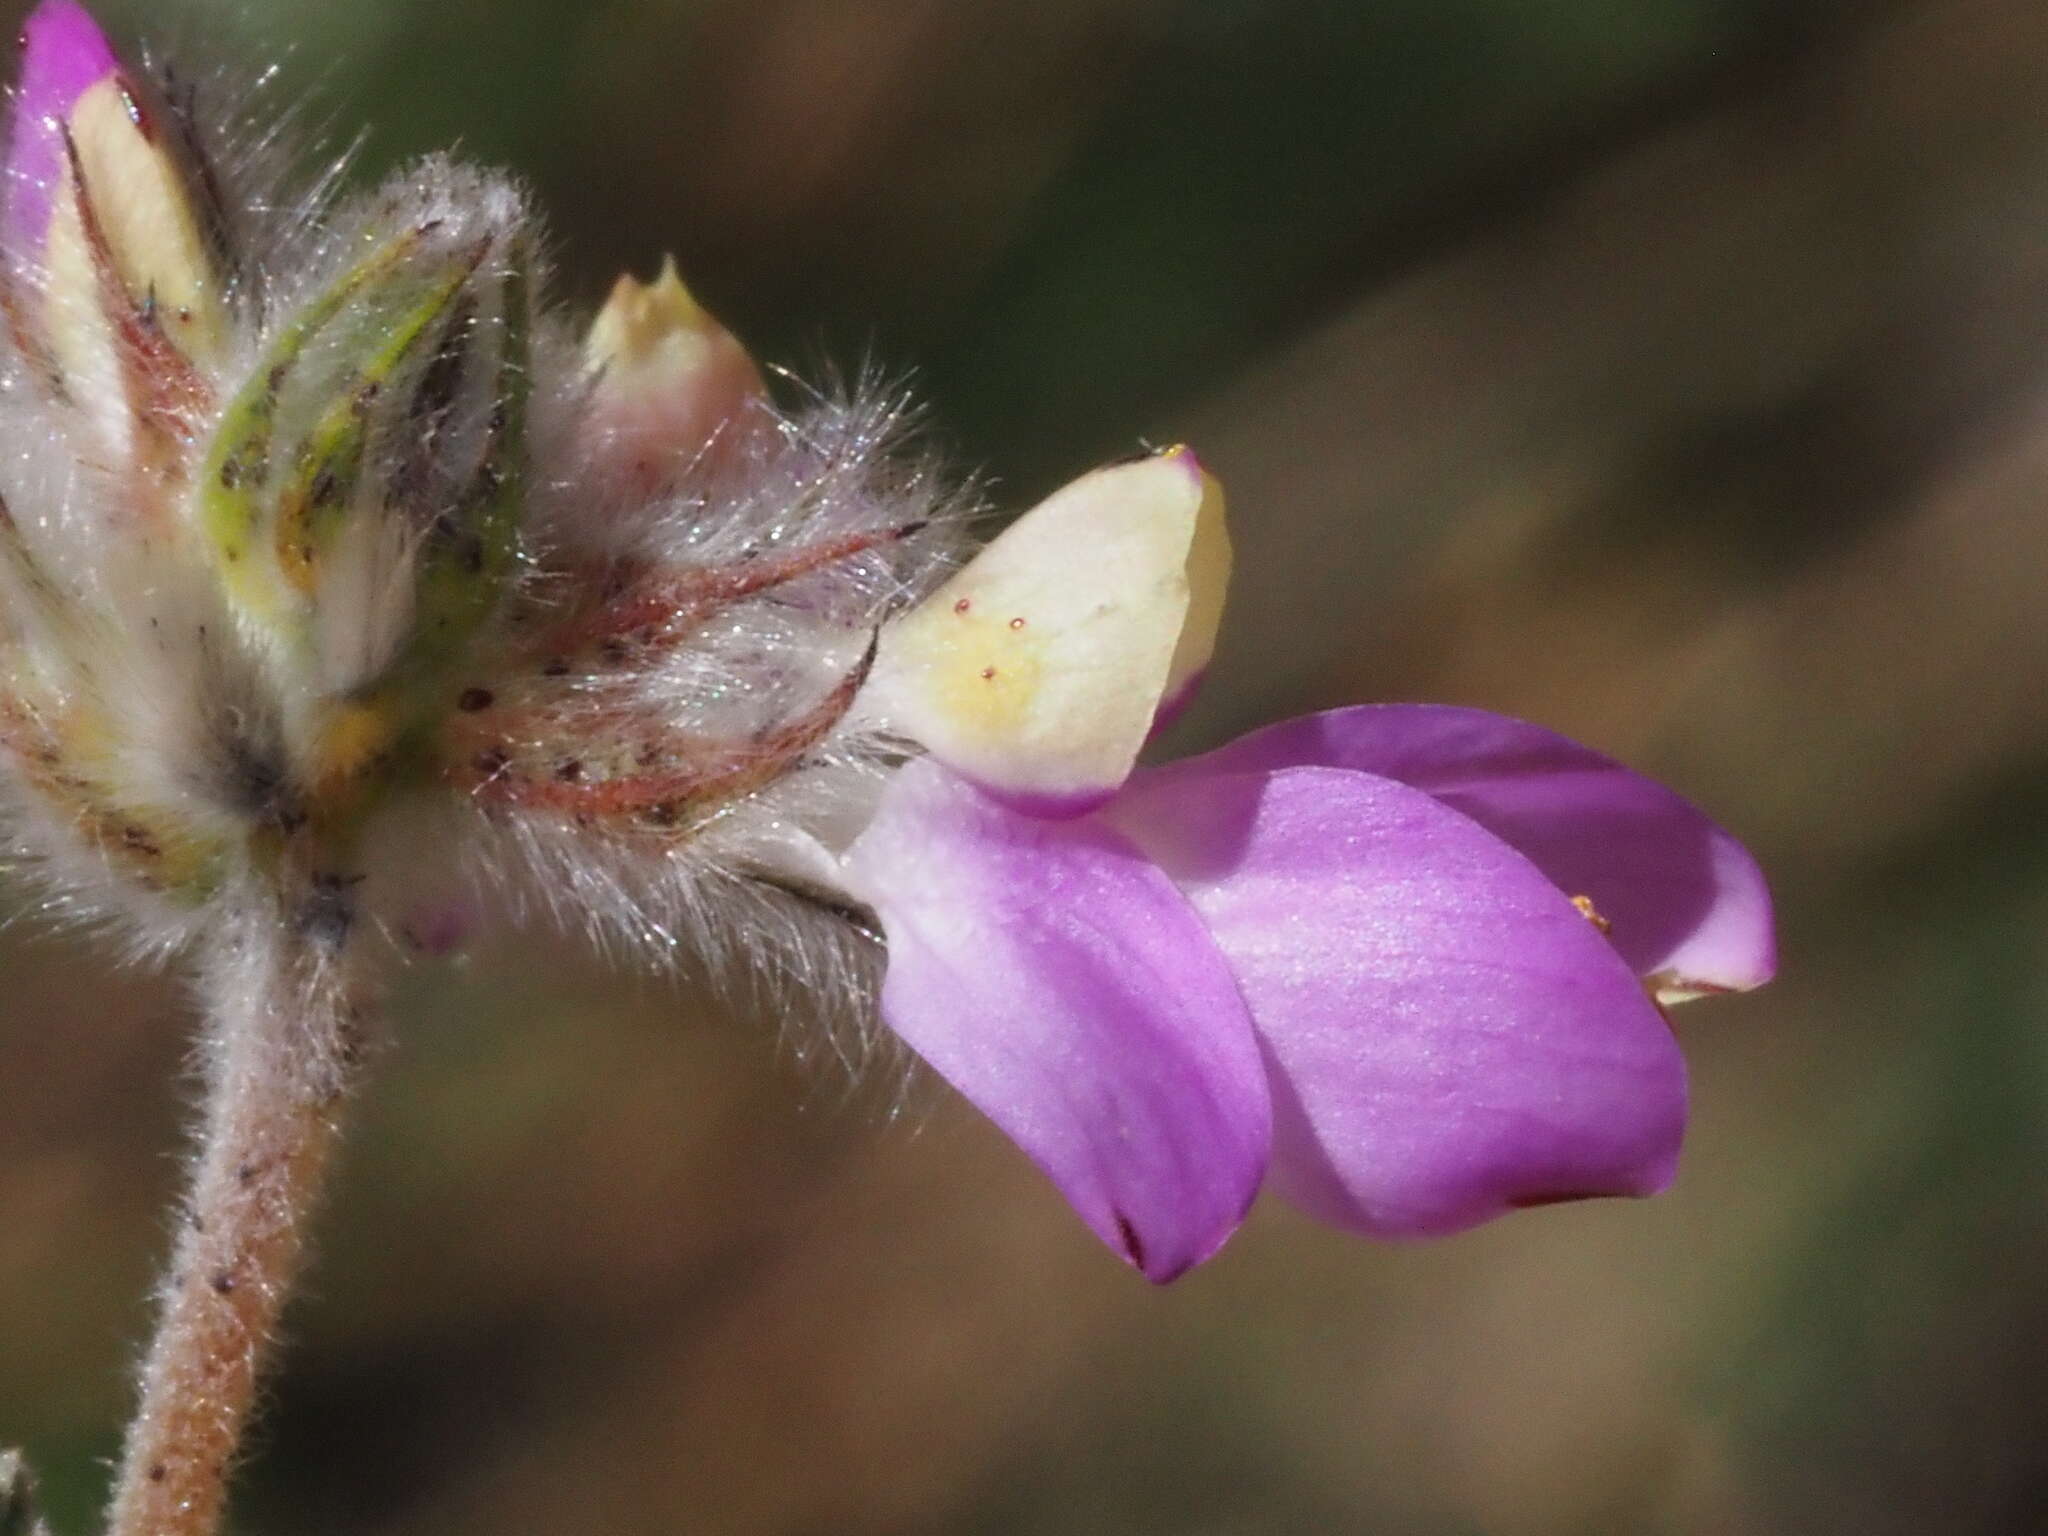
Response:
104,891,370,1536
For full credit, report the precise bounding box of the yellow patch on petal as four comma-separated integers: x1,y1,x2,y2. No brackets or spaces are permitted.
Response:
868,446,1229,812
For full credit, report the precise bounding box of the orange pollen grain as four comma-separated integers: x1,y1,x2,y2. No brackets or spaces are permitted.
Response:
1571,894,1613,935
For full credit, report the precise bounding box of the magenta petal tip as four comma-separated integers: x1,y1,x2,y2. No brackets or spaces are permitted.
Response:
6,0,119,255
1177,704,1777,1000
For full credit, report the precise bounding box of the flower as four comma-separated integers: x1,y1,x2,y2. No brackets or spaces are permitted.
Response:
1,6,1777,1528
836,453,1774,1282
0,0,1773,1316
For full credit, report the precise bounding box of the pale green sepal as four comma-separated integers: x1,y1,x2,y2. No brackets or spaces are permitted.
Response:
196,225,446,638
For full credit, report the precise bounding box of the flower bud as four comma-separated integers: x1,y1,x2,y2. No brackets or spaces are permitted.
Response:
196,179,531,782
47,73,229,355
5,2,228,459
582,256,762,491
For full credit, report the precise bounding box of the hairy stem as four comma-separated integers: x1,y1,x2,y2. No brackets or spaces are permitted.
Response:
105,891,371,1536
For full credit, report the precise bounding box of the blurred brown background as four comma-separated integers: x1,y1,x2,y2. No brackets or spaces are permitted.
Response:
5,0,2048,1531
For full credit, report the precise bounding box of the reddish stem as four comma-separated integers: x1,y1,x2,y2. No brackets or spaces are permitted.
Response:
104,896,369,1536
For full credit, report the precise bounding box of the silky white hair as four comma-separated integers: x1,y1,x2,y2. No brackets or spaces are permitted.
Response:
0,24,973,1034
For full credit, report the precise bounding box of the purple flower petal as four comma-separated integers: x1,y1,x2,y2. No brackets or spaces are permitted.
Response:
5,1,117,257
842,759,1270,1280
1177,705,1773,999
1108,764,1688,1237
